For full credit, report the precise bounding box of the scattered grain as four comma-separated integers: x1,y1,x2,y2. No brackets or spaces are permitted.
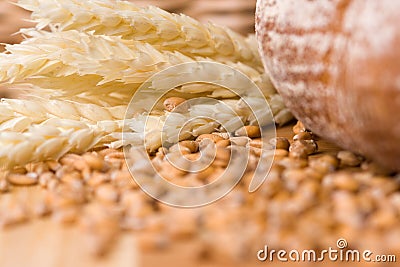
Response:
0,179,9,193
337,150,363,167
289,140,318,159
83,153,108,172
292,121,307,134
7,172,38,186
196,134,224,143
293,131,313,141
235,125,261,138
269,137,290,150
163,97,187,112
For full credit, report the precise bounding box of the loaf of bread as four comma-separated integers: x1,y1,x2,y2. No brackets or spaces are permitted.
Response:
256,0,400,171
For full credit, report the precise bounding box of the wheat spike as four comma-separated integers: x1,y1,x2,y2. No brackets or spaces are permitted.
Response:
0,30,276,101
17,0,262,68
0,94,289,169
0,119,101,169
0,98,126,124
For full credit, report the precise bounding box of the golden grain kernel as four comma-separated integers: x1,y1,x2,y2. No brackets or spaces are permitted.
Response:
179,140,199,153
97,148,120,158
309,154,339,174
293,120,307,134
282,169,309,188
235,125,261,138
368,176,400,195
155,147,168,159
96,184,119,203
230,136,251,146
46,160,61,171
212,159,229,168
31,162,50,175
47,179,60,192
215,147,231,162
104,158,123,170
61,170,81,182
250,147,262,157
55,165,75,179
60,154,81,165
293,131,313,141
269,137,290,150
163,97,187,112
39,172,56,188
12,167,27,174
216,139,231,148
104,151,125,160
0,179,9,193
337,150,363,167
275,149,289,158
87,171,110,187
72,159,89,172
7,172,38,186
184,152,201,161
249,138,263,149
289,149,308,159
277,157,308,169
52,206,79,224
331,173,360,192
83,153,108,171
212,132,230,139
168,143,192,155
158,161,187,180
289,140,318,159
196,134,225,143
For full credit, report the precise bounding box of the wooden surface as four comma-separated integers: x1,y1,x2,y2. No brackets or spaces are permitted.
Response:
0,125,342,267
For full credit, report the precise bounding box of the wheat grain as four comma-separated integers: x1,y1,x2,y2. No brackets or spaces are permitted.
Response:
17,0,262,68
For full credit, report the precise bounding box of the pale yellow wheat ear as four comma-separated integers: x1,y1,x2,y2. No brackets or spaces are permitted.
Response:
0,119,104,170
0,30,273,102
17,0,262,68
0,95,291,169
0,98,127,169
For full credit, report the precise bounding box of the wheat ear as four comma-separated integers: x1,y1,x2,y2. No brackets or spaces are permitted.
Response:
17,0,262,68
0,94,292,169
0,119,102,169
0,30,274,101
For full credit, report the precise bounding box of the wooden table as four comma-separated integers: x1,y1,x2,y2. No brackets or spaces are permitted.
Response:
0,125,344,267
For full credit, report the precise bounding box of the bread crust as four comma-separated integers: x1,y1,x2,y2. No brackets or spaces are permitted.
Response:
256,0,400,171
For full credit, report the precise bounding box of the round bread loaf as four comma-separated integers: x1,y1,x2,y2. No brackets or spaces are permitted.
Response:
256,0,400,171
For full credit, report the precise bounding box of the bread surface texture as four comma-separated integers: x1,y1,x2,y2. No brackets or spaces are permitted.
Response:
256,0,400,170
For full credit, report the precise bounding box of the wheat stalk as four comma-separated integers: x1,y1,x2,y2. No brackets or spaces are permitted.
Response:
0,1,293,170
0,94,292,169
0,119,101,169
0,98,126,124
17,0,262,68
0,30,275,101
